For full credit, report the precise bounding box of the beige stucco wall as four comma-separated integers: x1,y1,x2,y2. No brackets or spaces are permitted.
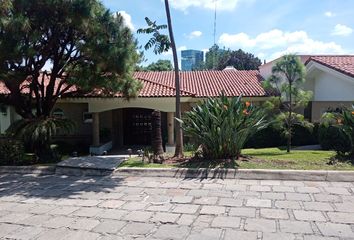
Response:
311,101,353,122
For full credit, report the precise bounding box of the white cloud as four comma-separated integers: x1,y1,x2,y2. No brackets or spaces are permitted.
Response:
169,0,240,11
187,30,203,39
324,11,335,17
178,46,188,51
331,24,353,36
117,11,134,30
218,29,345,61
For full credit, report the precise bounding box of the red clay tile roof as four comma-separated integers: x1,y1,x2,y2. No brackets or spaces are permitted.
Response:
306,55,354,78
134,70,268,98
0,70,269,98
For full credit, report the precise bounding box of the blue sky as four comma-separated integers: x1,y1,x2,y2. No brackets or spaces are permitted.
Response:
102,0,354,65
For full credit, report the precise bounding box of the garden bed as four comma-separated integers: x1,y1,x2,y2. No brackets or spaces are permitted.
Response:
119,148,354,171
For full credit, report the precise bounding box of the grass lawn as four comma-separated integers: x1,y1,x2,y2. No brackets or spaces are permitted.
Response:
119,148,354,171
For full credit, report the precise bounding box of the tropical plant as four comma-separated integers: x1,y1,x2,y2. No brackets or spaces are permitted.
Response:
151,110,164,163
7,117,75,161
320,106,354,157
263,54,313,152
137,0,184,158
178,94,268,160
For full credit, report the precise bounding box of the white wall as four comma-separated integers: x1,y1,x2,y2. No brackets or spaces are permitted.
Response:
0,106,11,134
313,71,354,101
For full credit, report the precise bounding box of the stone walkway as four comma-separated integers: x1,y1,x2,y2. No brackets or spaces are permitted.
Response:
0,174,353,240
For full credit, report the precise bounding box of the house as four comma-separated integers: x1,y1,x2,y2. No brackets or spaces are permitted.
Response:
0,70,271,152
1,55,353,152
259,55,354,121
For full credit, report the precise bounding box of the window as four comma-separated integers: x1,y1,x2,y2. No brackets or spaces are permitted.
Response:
83,112,93,123
52,108,64,118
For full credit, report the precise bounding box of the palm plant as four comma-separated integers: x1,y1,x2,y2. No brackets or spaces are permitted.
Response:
178,94,268,160
7,117,76,161
137,0,184,157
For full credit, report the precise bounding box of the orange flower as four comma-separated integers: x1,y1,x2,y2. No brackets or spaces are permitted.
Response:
337,119,342,124
245,101,251,107
352,111,354,115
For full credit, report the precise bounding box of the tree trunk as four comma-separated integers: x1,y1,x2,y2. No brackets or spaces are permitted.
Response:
151,110,164,163
164,0,183,158
287,82,292,153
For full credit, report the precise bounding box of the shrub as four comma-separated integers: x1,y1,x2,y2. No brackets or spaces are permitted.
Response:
0,139,25,166
245,125,284,148
320,108,354,156
178,95,268,160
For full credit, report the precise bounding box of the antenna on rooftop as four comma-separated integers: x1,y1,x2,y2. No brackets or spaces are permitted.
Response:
212,0,218,69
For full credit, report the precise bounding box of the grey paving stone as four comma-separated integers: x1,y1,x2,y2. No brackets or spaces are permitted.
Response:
327,211,354,224
187,228,222,240
42,216,76,228
218,197,243,207
229,207,256,217
272,186,295,192
200,205,226,215
250,185,271,192
99,200,126,209
0,223,21,238
92,219,127,234
224,184,247,191
323,187,351,195
177,214,197,226
194,197,218,205
96,209,129,220
150,212,180,223
262,232,296,240
211,216,241,228
72,207,103,217
316,222,354,238
63,230,101,240
172,204,200,214
334,202,354,212
121,201,148,210
5,226,43,240
297,187,322,193
286,193,312,201
261,180,281,186
279,220,313,234
35,228,71,240
70,218,101,231
275,200,302,209
303,235,340,240
171,196,194,203
18,214,52,226
244,218,276,233
48,206,80,215
0,212,33,224
224,229,258,240
193,215,214,227
260,209,289,219
187,189,209,197
293,210,326,222
123,210,153,222
303,202,334,211
246,198,272,208
262,192,285,200
313,194,342,203
154,224,190,240
147,203,173,212
121,222,155,235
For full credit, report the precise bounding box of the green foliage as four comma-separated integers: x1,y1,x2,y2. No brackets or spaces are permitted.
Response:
140,59,173,71
195,44,261,70
263,54,312,152
320,107,354,156
7,117,76,161
0,0,141,118
0,138,25,166
137,17,170,54
178,95,268,160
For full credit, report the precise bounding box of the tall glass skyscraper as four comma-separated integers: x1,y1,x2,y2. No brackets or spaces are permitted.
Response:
181,50,204,71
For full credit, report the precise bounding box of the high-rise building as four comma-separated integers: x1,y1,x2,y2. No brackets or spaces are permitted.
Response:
181,50,204,71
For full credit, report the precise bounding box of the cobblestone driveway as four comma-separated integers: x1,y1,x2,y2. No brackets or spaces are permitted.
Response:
0,173,354,240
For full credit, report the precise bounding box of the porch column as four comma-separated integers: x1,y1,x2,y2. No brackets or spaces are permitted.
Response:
92,112,100,146
167,112,174,145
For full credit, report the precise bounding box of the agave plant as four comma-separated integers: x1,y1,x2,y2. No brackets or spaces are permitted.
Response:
7,117,76,161
178,94,268,160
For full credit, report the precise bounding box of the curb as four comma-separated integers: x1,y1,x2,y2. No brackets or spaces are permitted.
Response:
55,166,114,176
115,168,354,182
0,166,56,175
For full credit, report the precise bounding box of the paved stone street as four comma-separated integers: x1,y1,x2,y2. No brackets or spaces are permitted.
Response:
0,174,354,240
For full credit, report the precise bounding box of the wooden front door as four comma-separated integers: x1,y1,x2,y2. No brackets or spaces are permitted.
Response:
123,108,153,145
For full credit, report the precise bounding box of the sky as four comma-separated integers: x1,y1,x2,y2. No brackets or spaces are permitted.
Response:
101,0,354,66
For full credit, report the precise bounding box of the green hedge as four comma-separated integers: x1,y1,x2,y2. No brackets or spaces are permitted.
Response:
0,139,25,166
319,125,352,153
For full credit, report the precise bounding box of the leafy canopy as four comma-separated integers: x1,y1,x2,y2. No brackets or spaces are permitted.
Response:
0,0,141,118
139,59,173,71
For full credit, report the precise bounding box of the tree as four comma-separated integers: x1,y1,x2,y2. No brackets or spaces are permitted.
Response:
141,60,173,71
196,44,261,71
0,0,141,119
137,0,184,158
263,54,313,152
151,110,164,162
